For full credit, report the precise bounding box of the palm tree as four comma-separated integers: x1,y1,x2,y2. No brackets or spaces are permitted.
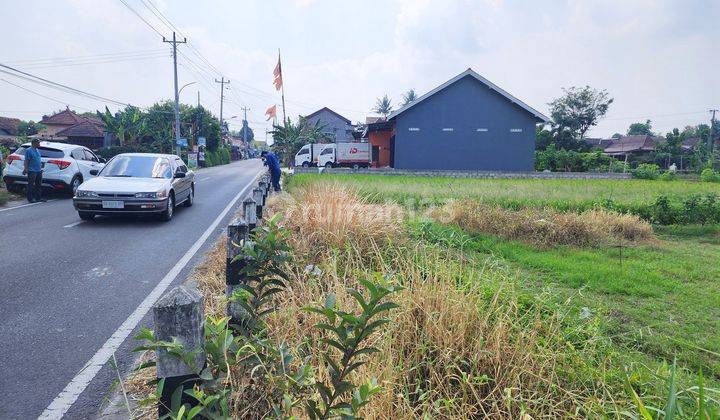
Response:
401,89,417,107
373,95,393,117
269,117,331,166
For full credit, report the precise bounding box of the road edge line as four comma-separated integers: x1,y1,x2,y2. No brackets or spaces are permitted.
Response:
39,168,263,419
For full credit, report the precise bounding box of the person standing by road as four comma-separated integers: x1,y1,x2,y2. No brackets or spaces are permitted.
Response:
23,138,45,202
261,150,282,192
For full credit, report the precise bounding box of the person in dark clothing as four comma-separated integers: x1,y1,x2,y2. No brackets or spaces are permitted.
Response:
261,150,282,192
23,139,45,203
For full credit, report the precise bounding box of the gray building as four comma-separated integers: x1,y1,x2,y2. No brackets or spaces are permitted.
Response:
388,69,549,171
303,107,355,143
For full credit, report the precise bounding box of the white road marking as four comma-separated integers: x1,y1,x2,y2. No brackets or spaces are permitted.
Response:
39,170,262,420
198,176,212,182
0,199,58,213
63,221,84,228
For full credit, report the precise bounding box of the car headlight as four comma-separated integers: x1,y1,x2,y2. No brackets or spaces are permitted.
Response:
156,190,168,199
135,192,157,198
76,190,98,197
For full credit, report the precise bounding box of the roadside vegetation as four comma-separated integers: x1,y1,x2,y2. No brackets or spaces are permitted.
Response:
124,173,719,418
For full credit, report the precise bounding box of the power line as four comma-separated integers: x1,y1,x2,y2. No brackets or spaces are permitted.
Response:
116,0,165,37
5,49,168,65
0,64,130,106
10,53,169,70
0,78,92,111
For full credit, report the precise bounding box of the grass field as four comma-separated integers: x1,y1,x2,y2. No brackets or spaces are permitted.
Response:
283,173,720,417
289,173,720,210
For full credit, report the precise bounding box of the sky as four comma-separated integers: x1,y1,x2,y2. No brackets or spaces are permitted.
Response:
1,0,719,140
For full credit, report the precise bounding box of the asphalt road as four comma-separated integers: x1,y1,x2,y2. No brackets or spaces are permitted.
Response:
0,159,264,419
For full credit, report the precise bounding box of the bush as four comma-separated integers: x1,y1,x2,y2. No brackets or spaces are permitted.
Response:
700,168,720,183
659,171,677,181
432,200,653,247
631,163,660,180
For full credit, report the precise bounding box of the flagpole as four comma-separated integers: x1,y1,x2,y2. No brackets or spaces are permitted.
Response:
279,48,287,127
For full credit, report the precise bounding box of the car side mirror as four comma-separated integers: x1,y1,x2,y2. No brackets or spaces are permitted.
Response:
89,169,99,176
98,158,106,163
174,172,186,178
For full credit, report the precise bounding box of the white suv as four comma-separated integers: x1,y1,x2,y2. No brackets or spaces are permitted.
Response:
3,141,106,196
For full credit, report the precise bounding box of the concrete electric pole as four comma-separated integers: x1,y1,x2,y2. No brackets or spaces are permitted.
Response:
215,77,230,143
709,109,718,157
241,107,250,143
163,32,187,156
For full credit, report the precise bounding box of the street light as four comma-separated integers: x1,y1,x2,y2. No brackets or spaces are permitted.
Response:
179,81,196,95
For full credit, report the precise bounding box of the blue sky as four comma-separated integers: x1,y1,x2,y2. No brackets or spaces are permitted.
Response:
2,0,718,138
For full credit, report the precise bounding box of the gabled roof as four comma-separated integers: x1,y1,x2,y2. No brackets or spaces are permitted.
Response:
303,107,352,124
55,120,105,138
388,68,550,123
0,116,21,135
41,108,86,125
603,135,659,154
40,107,105,127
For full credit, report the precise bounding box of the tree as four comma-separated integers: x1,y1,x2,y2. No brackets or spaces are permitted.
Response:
548,86,613,145
373,94,393,117
611,132,623,139
97,106,147,147
535,127,553,150
627,119,653,136
239,119,254,142
401,89,417,107
269,117,331,166
17,120,45,136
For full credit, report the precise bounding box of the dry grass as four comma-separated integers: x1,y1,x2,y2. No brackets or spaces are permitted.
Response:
125,186,625,419
431,199,654,247
267,183,404,258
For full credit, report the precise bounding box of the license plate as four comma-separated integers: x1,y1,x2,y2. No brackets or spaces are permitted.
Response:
102,200,124,209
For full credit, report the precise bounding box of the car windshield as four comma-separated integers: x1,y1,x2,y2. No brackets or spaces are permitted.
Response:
100,156,172,178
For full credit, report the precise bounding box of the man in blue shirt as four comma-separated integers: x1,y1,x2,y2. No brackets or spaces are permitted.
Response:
23,139,45,202
261,150,282,192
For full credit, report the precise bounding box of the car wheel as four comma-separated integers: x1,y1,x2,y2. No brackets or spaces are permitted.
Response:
352,164,360,170
161,193,174,221
184,185,194,207
70,176,82,196
78,212,95,221
302,161,310,168
324,162,334,168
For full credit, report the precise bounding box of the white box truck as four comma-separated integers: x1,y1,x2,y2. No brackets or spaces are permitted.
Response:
317,143,371,168
294,143,329,167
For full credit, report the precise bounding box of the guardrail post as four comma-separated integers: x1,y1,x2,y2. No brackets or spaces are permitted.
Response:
226,218,251,326
243,197,257,231
262,173,271,194
153,286,205,417
253,187,264,220
258,180,268,201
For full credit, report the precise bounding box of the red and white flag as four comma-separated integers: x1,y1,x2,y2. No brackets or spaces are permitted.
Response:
265,105,277,121
273,53,282,91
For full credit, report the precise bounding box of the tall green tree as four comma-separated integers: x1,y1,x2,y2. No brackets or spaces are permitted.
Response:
627,119,653,136
373,94,393,117
548,86,613,149
401,89,417,107
17,120,45,136
269,117,331,166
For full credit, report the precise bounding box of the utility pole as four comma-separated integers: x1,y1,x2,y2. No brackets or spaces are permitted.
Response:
215,77,229,143
163,32,187,156
241,107,250,143
709,109,718,159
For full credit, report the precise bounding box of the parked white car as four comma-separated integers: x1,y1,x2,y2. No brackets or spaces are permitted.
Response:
72,153,195,221
3,141,105,195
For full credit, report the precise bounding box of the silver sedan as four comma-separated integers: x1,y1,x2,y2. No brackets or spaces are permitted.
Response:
73,153,195,221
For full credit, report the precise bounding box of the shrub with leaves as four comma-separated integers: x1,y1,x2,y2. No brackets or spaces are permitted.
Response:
631,163,660,180
300,274,402,419
700,168,720,183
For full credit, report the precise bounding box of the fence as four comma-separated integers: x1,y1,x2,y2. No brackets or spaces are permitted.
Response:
292,167,632,179
151,170,271,415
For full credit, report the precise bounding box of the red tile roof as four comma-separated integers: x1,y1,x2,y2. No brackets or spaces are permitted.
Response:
40,108,105,127
0,116,21,135
55,120,105,138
